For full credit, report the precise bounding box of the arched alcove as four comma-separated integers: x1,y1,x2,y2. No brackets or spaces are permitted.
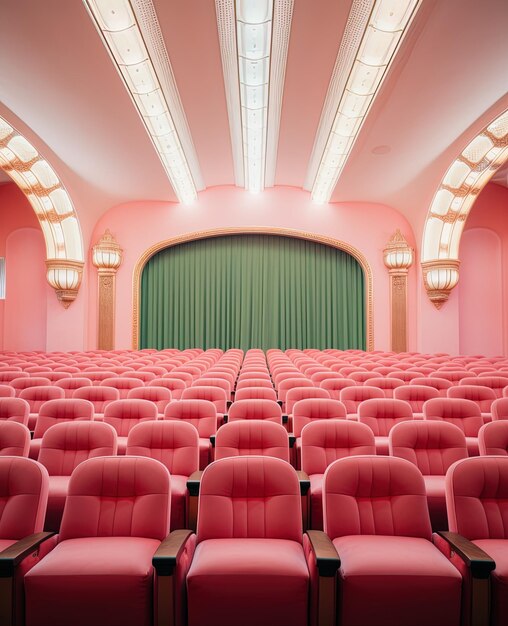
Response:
135,230,371,351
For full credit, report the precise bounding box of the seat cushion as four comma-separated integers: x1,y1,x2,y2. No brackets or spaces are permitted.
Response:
25,536,161,626
170,474,188,530
309,474,324,530
45,476,71,532
333,535,461,626
474,539,508,626
423,475,448,531
187,538,309,626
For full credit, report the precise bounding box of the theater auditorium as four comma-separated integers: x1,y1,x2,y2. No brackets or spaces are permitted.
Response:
0,0,507,625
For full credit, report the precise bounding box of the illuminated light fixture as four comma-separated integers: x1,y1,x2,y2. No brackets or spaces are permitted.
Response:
83,0,200,204
383,229,413,272
216,0,293,192
0,115,84,307
421,108,508,307
308,0,421,203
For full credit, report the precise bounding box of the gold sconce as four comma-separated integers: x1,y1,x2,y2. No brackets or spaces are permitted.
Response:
92,229,122,349
46,260,84,308
421,259,460,309
383,230,413,352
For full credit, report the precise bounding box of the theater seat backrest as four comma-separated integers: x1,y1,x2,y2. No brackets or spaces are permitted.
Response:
59,456,170,541
38,421,118,475
103,399,158,436
234,386,278,402
0,397,29,425
215,420,289,461
389,420,467,475
301,420,376,475
197,456,302,542
423,398,483,436
34,399,94,439
0,421,30,456
164,399,217,437
286,386,329,414
446,456,508,540
293,398,347,437
357,398,413,436
478,421,508,456
0,456,49,539
323,455,432,541
228,399,282,423
126,420,199,476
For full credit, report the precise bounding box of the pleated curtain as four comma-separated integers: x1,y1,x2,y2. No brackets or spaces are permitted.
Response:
140,234,365,350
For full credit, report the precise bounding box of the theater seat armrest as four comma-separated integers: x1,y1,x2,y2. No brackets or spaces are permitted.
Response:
0,532,56,577
289,434,296,447
296,470,310,496
187,470,203,496
436,531,496,579
227,401,233,409
306,530,340,577
153,530,194,576
282,414,288,424
210,435,215,447
277,400,283,407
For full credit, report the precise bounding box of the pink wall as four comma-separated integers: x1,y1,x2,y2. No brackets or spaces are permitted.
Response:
4,228,49,351
90,185,417,351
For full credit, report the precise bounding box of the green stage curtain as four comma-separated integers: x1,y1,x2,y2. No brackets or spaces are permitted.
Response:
140,234,365,350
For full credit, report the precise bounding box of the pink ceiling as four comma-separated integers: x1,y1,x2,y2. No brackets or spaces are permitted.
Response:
0,0,506,237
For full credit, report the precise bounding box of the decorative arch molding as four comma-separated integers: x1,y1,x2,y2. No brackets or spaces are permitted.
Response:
132,226,374,350
421,108,508,308
0,114,84,307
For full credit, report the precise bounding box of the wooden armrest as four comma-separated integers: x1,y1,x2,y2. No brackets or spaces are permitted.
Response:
288,434,296,447
436,531,495,579
282,414,288,424
187,470,203,497
153,530,194,576
0,532,56,577
307,530,340,577
296,470,310,496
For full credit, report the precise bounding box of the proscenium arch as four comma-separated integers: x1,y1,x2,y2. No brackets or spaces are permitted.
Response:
132,226,374,350
421,108,508,307
0,114,85,306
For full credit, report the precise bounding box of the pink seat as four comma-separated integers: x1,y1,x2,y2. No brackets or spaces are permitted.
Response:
127,420,199,529
10,377,51,397
0,420,30,456
80,370,118,385
339,385,384,419
0,397,29,425
164,399,217,469
394,384,440,418
103,399,158,454
386,371,421,383
228,398,282,423
432,370,470,383
127,385,172,414
286,386,330,416
38,421,117,531
389,421,468,530
0,456,50,626
54,377,92,398
447,385,496,421
72,385,120,416
424,398,483,456
277,377,313,410
193,377,231,401
181,385,228,415
301,420,375,529
149,377,186,399
364,377,405,398
358,398,413,454
445,456,508,626
460,376,508,398
491,397,508,420
215,420,290,462
323,456,462,626
183,456,310,626
411,377,453,396
0,385,15,398
24,456,171,626
100,377,144,399
0,371,29,384
478,421,508,455
121,371,156,383
234,386,278,402
30,398,95,460
319,377,356,400
19,386,65,431
235,378,273,389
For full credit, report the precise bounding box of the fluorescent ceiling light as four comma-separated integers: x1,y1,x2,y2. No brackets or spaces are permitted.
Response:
84,0,198,204
311,0,421,204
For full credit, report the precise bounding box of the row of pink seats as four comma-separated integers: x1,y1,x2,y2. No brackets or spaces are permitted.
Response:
2,451,506,626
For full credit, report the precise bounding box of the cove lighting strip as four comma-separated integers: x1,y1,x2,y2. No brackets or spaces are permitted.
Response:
310,0,421,204
236,0,274,193
84,0,198,204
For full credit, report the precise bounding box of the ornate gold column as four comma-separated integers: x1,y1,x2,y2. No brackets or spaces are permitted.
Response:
92,230,122,350
383,230,413,353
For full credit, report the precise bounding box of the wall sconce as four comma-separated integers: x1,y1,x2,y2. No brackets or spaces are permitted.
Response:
46,260,84,308
92,229,123,349
421,259,460,309
383,230,413,352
